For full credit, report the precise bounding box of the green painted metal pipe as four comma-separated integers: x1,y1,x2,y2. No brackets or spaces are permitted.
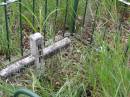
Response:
83,0,88,26
14,88,40,97
19,0,23,56
71,0,79,34
64,0,68,30
32,0,35,33
44,0,47,46
4,0,11,61
55,0,59,33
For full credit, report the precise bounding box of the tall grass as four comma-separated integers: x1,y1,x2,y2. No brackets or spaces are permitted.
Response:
1,0,130,97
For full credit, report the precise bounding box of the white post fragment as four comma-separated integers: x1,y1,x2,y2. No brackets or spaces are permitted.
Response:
30,33,44,75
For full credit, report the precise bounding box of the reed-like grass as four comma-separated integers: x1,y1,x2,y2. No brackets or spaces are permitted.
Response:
1,0,130,97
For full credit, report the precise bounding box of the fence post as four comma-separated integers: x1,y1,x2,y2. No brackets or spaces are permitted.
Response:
32,0,35,33
44,0,47,46
71,0,79,34
64,0,68,31
83,0,99,44
30,33,44,76
19,0,23,56
4,0,11,61
55,0,59,33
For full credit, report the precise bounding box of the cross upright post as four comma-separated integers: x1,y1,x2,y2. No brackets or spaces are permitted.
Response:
30,33,44,77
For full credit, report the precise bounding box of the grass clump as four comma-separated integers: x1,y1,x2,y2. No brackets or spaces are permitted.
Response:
1,32,130,97
1,0,130,97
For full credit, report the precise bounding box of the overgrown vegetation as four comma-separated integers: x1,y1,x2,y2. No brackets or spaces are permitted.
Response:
1,0,130,97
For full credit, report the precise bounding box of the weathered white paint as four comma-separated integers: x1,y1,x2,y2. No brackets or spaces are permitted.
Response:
30,33,44,76
0,37,71,78
119,0,130,5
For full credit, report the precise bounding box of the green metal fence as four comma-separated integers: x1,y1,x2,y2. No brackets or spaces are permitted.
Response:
0,0,90,62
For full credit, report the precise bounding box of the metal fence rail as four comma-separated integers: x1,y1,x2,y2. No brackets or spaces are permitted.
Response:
0,0,90,62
